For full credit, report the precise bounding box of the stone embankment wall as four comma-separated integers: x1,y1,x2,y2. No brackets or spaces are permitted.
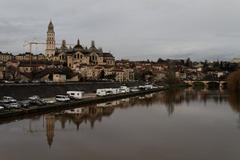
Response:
0,82,142,100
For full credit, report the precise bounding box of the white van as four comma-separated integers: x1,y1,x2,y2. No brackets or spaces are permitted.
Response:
144,85,154,90
55,95,70,102
67,91,84,100
96,89,112,96
139,85,154,90
119,86,130,93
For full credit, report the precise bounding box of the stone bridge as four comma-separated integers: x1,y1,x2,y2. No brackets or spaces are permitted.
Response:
184,80,227,88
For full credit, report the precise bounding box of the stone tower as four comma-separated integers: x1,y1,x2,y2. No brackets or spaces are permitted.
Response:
45,20,56,58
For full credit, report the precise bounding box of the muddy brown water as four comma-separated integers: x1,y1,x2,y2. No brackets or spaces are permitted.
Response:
0,89,240,160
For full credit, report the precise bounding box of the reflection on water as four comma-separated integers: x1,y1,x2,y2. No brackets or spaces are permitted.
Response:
40,89,240,147
1,89,240,160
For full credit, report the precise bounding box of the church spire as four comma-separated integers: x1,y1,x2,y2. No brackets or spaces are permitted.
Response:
48,20,54,32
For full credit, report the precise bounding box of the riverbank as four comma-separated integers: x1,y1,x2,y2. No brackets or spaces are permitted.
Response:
0,81,143,100
0,87,166,120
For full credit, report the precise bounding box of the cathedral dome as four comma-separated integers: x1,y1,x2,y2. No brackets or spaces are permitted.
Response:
73,39,83,50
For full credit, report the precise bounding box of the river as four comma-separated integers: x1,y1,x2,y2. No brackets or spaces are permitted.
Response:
0,89,240,160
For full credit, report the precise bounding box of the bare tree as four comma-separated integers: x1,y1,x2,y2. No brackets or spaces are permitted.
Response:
227,70,240,92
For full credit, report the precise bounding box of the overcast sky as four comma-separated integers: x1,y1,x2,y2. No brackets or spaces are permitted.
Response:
0,0,240,61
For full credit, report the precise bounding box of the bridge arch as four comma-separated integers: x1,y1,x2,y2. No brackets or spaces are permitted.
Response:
207,81,220,89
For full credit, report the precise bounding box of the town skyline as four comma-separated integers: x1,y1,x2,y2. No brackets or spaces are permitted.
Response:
1,0,240,61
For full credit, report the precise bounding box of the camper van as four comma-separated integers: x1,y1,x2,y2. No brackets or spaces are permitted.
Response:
139,84,154,90
67,91,84,100
110,88,121,94
96,89,113,96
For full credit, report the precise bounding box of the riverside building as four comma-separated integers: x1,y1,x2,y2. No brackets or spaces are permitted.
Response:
45,21,115,68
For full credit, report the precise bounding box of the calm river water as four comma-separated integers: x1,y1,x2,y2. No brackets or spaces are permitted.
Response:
1,89,240,160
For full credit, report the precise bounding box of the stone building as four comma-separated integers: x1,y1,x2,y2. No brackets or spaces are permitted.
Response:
0,52,13,62
53,39,115,68
18,61,47,73
113,69,125,82
15,52,46,61
45,21,115,68
111,68,135,82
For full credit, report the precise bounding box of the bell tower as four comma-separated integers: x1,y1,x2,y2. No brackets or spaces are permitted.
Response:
45,20,56,58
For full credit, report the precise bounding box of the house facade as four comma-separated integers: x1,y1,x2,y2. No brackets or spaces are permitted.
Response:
0,52,13,63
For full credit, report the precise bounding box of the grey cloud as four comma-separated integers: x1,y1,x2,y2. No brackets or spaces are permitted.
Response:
0,0,240,60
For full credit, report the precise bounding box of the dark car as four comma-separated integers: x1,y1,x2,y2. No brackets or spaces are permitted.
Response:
19,100,31,108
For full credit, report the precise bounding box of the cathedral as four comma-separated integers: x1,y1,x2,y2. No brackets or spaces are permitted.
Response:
45,21,115,68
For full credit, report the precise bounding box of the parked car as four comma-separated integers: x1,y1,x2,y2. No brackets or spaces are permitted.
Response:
35,100,46,106
32,80,40,83
158,85,165,89
19,80,30,83
6,102,21,109
130,88,140,92
29,95,40,101
2,96,17,103
43,99,55,104
3,80,14,84
19,100,31,108
0,106,4,112
55,95,70,102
